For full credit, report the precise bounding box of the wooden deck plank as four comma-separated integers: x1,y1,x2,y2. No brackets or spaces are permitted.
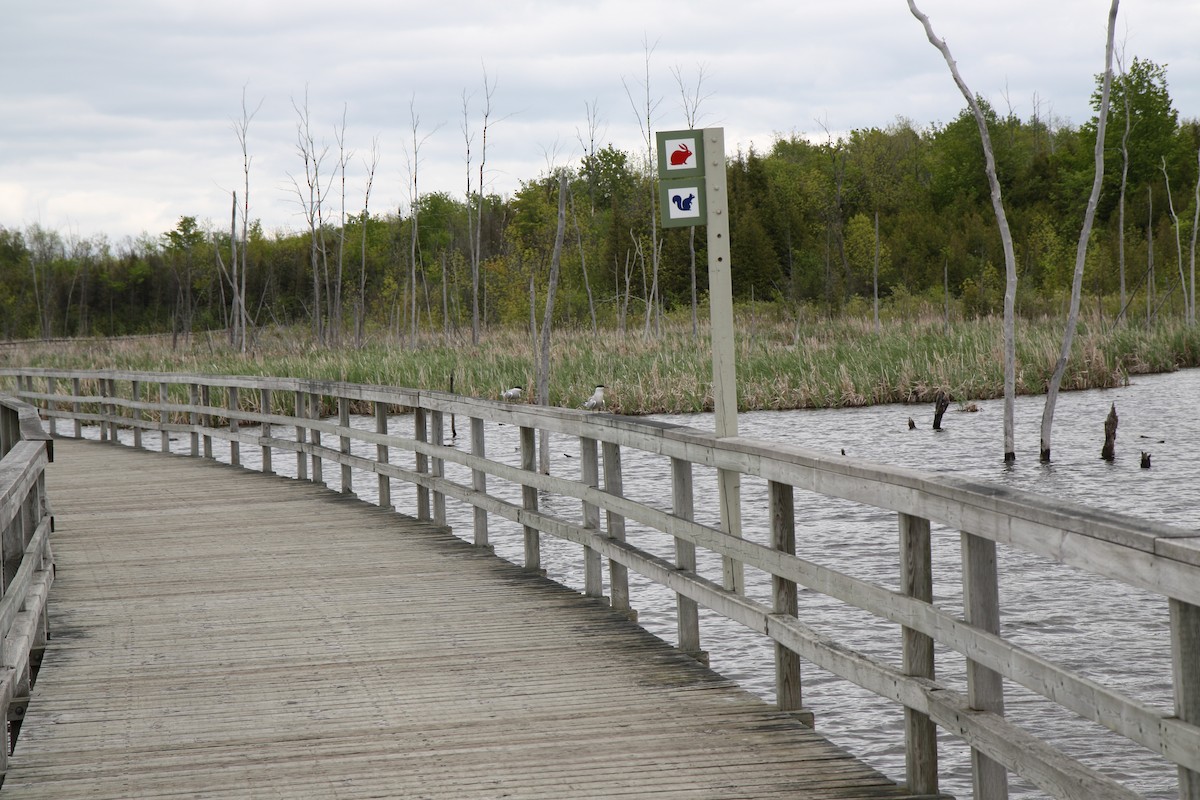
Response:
4,440,920,799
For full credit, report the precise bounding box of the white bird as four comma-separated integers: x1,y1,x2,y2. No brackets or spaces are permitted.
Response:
583,385,606,411
502,386,523,401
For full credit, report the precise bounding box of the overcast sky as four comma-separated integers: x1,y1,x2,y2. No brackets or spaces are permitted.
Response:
3,1,1197,244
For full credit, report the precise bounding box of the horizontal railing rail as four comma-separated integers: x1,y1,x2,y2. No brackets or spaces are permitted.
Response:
3,367,1198,800
0,393,55,783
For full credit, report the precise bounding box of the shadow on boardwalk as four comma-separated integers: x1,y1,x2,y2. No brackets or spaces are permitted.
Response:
6,440,922,799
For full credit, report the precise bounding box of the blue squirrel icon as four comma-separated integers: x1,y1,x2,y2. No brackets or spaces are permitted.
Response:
672,193,696,211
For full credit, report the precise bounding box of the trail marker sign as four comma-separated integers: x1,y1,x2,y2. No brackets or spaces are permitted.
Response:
656,129,707,228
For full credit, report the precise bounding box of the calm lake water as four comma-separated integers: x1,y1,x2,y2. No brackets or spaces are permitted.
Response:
95,368,1200,799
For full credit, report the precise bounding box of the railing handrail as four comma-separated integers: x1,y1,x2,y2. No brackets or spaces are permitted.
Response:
0,393,55,780
3,367,1197,800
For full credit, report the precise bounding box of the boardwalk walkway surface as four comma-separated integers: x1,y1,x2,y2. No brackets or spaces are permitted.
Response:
4,440,922,799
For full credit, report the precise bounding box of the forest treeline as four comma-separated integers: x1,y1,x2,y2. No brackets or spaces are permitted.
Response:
2,57,1198,345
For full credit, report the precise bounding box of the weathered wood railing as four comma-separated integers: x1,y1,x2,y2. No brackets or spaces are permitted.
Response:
0,395,54,777
3,367,1199,800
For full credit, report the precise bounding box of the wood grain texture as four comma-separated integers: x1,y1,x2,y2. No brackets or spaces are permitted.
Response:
5,440,920,799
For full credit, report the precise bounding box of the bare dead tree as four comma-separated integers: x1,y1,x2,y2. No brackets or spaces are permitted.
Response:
229,89,261,351
537,173,570,474
672,62,712,339
463,68,499,345
331,105,354,347
404,97,440,346
1192,146,1200,324
1162,155,1190,324
289,89,332,345
357,138,379,347
1115,48,1132,323
1040,0,1119,463
623,35,663,338
909,1,1019,462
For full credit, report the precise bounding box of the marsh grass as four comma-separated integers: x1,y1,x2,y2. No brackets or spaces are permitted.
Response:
4,305,1199,415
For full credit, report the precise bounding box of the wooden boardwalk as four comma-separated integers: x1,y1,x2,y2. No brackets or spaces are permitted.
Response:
4,440,924,799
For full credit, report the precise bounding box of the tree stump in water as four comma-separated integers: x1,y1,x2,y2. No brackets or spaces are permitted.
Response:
932,390,950,430
1101,402,1118,461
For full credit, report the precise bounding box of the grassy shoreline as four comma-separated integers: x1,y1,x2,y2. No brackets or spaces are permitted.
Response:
3,306,1199,415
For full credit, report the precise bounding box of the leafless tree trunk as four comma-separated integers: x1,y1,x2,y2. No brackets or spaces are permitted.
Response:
1116,51,1131,323
290,90,330,345
1191,147,1200,324
1039,0,1119,463
1162,156,1190,323
873,211,881,332
624,36,662,339
356,139,379,347
1147,187,1155,324
537,173,569,474
231,88,261,352
673,62,711,338
463,70,498,345
909,0,1020,462
331,107,353,347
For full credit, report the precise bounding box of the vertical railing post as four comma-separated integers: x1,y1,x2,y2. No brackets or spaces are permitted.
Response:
470,417,489,548
580,436,603,598
72,377,82,439
769,480,805,720
200,385,213,459
131,379,142,449
602,441,633,619
294,391,307,481
338,396,352,495
159,382,170,454
519,425,540,573
309,393,323,486
189,384,200,457
46,377,57,438
672,457,702,661
260,388,273,475
431,410,446,526
376,402,391,510
98,378,109,443
900,512,939,795
1171,598,1200,800
963,531,1008,800
414,409,429,520
228,386,240,468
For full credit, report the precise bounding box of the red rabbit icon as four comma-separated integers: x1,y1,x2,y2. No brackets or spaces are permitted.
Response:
669,142,692,166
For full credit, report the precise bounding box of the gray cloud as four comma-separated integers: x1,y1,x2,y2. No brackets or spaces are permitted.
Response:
3,0,1196,241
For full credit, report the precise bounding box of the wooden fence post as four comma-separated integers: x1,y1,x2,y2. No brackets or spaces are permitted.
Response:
189,384,200,457
376,402,391,510
431,410,445,526
131,380,142,449
769,480,805,719
228,386,240,468
338,396,352,495
963,531,1009,800
260,388,273,475
602,440,633,620
72,377,82,439
414,409,429,520
672,457,703,661
900,512,939,795
520,425,540,573
159,382,170,454
45,377,56,438
470,417,488,548
1171,598,1200,800
580,436,603,598
293,391,307,480
201,385,213,459
309,393,323,486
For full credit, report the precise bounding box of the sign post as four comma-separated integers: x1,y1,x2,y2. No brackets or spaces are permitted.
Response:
656,127,743,594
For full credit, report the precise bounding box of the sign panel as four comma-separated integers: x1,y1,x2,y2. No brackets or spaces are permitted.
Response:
659,179,706,228
656,129,704,180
